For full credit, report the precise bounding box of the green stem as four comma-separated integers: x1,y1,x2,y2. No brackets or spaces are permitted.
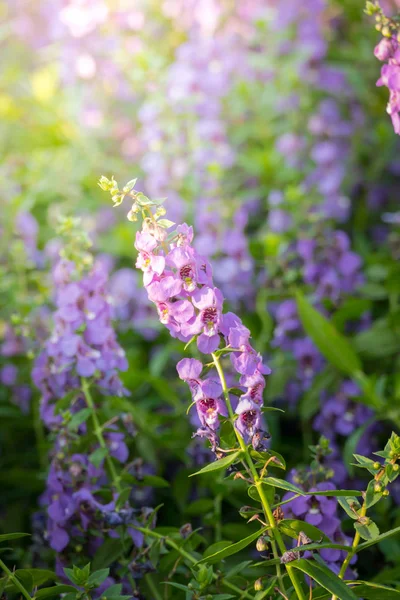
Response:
134,526,255,599
0,557,32,600
331,503,367,600
81,379,122,493
211,353,306,600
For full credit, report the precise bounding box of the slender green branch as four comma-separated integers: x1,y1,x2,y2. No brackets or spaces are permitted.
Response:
81,378,122,493
211,353,306,600
331,502,367,600
133,526,255,599
0,558,32,600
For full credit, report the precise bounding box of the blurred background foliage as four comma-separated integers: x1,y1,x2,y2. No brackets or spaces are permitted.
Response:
1,0,400,592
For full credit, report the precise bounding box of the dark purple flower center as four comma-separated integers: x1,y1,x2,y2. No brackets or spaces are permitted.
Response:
180,264,194,279
242,410,257,425
202,306,218,325
250,383,262,400
199,398,217,413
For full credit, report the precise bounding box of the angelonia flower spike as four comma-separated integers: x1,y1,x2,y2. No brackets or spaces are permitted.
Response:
100,176,315,598
99,176,400,600
99,176,271,449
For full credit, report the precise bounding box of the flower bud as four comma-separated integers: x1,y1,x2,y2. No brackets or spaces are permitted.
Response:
393,464,399,472
254,578,263,591
256,536,269,552
374,483,383,493
373,462,381,470
383,489,390,497
180,523,193,539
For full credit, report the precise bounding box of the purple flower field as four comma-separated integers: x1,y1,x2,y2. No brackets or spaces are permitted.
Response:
1,1,400,599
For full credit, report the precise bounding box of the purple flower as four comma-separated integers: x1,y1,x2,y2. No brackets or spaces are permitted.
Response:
135,231,165,285
235,399,262,440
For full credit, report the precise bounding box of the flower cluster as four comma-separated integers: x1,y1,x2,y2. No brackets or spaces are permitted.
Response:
283,473,357,577
271,228,364,406
33,256,128,427
101,177,271,443
375,35,400,134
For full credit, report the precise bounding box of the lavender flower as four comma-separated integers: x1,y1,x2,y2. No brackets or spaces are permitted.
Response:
33,258,128,427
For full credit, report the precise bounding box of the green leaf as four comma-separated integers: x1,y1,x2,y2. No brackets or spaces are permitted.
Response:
348,581,400,599
352,454,377,474
157,218,175,228
343,420,376,476
14,571,33,593
203,541,233,558
290,542,351,553
87,568,110,587
92,538,124,570
0,533,30,543
337,497,362,520
250,449,286,470
262,477,306,496
354,319,400,358
15,569,55,587
142,475,170,488
291,558,358,600
89,447,108,468
68,407,92,430
163,582,191,592
354,520,380,541
365,480,383,509
358,525,400,552
35,585,78,598
248,483,275,505
116,487,131,510
296,291,362,376
279,519,330,543
189,451,242,477
103,584,123,595
299,367,337,421
185,498,214,516
310,489,363,497
196,527,268,565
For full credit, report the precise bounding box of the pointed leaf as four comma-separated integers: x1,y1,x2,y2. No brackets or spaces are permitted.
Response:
310,489,363,497
358,525,400,552
35,585,78,598
0,533,30,543
337,497,362,520
189,451,242,477
354,520,380,542
292,558,358,599
347,581,400,599
296,291,362,376
196,527,268,565
262,477,306,496
279,519,330,542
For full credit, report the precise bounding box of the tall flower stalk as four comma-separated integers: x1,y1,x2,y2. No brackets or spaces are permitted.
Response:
99,176,308,599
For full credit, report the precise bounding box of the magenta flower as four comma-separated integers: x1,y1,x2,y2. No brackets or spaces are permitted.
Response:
177,358,203,395
186,286,224,354
135,231,166,285
196,379,226,430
